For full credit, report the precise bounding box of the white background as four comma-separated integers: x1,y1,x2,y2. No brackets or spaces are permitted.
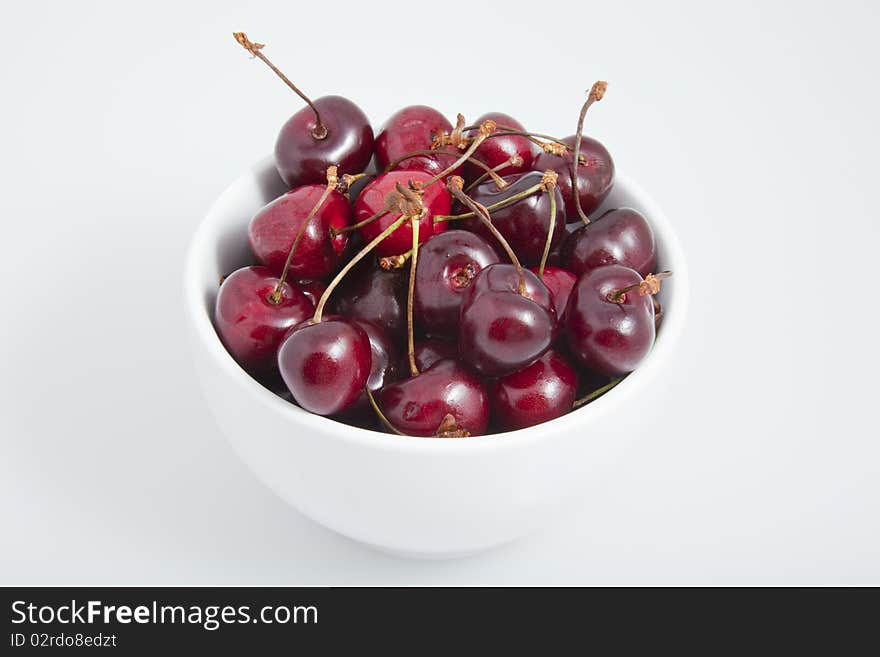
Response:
1,0,878,584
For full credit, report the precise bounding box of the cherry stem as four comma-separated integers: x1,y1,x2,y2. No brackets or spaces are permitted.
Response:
312,215,409,322
433,182,544,223
464,155,523,193
572,81,608,225
461,123,570,151
538,180,557,277
330,208,389,237
406,216,421,377
270,166,338,304
365,387,406,435
379,249,412,270
608,271,672,304
573,377,623,408
447,177,527,296
423,119,497,187
233,32,328,140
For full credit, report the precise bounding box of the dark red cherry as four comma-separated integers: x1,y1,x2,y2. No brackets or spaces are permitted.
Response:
354,170,451,257
490,350,579,431
249,185,352,279
275,95,374,188
377,359,489,437
533,134,614,221
562,208,657,277
277,318,371,415
528,266,578,319
333,319,401,425
464,172,565,266
296,279,327,307
458,264,557,377
564,265,656,376
414,230,500,336
413,337,459,370
374,105,461,176
464,112,534,181
214,266,314,375
329,259,408,338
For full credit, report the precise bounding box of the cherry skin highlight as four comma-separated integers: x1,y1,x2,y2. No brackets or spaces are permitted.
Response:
377,359,489,437
490,350,579,431
375,105,461,176
561,207,657,277
275,95,374,188
296,279,327,307
329,259,408,338
413,337,459,370
277,318,372,415
249,185,352,279
533,134,614,221
464,112,534,181
458,264,557,377
414,230,500,337
564,264,656,376
214,266,315,375
528,265,578,320
464,172,566,266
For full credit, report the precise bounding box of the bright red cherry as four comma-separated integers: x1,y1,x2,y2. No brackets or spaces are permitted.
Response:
464,112,534,181
490,350,579,431
529,266,578,319
464,172,565,266
377,359,489,437
564,265,657,376
458,264,557,377
354,171,451,257
533,134,614,221
413,337,458,370
561,208,657,278
329,259,408,338
214,266,314,375
414,230,499,336
249,185,352,279
374,105,461,176
277,318,372,415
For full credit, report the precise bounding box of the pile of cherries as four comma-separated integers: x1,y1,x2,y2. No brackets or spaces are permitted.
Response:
214,33,671,437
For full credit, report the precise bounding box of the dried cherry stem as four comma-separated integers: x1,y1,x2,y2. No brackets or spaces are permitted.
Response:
460,123,570,151
537,170,559,277
233,32,328,140
338,172,374,195
447,176,527,296
269,166,338,304
433,182,545,223
423,119,497,187
330,208,389,237
572,81,608,224
379,248,412,271
435,414,470,438
464,155,524,192
406,215,421,377
365,388,405,435
608,271,672,304
573,377,623,408
312,215,409,322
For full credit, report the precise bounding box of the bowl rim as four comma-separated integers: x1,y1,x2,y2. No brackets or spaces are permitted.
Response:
184,157,690,453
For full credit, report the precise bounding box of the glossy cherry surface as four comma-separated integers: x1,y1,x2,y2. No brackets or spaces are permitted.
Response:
561,207,657,277
333,319,400,425
275,95,374,188
214,266,314,375
374,105,460,176
490,350,579,431
458,264,557,377
465,112,534,181
564,265,656,376
414,230,499,336
296,279,327,307
413,337,459,370
528,266,578,319
377,359,489,437
329,260,408,338
533,134,614,221
249,185,352,279
277,318,371,415
464,172,565,265
354,170,451,257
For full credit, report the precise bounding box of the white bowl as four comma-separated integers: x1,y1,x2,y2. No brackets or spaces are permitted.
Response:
183,157,690,558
